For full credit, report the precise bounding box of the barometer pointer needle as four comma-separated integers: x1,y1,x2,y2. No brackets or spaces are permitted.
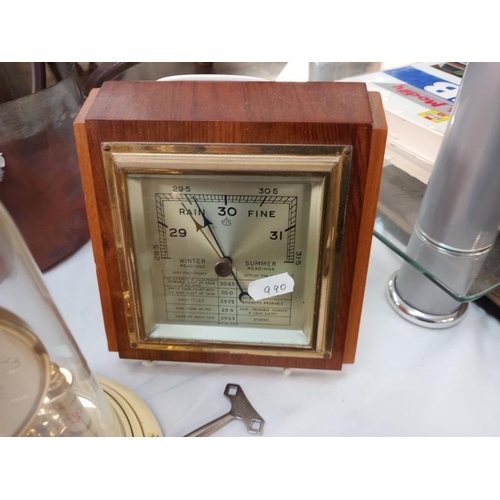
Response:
181,202,222,259
191,197,249,301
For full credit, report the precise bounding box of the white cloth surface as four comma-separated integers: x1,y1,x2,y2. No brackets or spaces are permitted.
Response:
43,238,500,436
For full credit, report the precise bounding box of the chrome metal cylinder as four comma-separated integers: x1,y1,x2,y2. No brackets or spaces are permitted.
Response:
388,63,500,327
389,268,468,327
418,62,500,252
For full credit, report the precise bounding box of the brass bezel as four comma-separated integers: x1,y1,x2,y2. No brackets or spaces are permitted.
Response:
102,143,351,359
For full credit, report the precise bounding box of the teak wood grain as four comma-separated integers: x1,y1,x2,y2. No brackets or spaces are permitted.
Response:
342,92,388,363
74,88,119,351
74,81,387,370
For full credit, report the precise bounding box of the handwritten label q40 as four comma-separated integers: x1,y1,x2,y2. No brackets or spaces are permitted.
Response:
247,272,295,301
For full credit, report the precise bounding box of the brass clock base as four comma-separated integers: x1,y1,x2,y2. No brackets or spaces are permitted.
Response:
98,377,163,437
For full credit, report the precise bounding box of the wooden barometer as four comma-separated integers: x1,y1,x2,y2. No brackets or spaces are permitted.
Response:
74,80,386,370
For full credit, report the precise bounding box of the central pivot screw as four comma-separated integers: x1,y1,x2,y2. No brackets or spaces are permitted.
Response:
214,257,233,277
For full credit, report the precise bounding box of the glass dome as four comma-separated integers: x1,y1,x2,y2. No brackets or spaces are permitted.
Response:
0,201,125,436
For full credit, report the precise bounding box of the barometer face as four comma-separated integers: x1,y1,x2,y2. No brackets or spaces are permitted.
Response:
128,173,323,347
105,144,349,354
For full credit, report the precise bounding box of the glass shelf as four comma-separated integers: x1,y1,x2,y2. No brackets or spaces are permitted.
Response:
374,163,500,302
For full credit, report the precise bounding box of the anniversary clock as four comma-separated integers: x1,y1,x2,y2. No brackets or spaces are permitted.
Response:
74,81,386,370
